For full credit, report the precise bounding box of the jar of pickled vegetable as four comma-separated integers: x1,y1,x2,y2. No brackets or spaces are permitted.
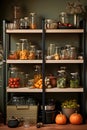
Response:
28,45,36,60
57,70,66,88
70,72,79,88
19,39,29,60
34,65,42,83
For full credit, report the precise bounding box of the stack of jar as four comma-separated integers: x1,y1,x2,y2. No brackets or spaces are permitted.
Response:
19,12,37,29
56,67,80,88
46,43,77,60
8,38,42,60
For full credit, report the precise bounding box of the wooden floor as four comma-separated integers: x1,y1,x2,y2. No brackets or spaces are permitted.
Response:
0,123,87,130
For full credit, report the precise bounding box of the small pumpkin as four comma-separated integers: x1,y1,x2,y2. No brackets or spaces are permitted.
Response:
55,113,67,125
69,112,83,125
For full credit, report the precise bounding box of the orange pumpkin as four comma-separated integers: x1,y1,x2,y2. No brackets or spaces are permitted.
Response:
55,113,67,125
69,113,83,125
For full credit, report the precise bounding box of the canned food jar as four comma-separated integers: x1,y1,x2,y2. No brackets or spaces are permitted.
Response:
70,46,77,59
45,19,58,29
57,70,66,88
70,72,79,88
29,12,37,29
59,12,68,24
19,39,29,60
9,67,18,78
28,45,36,60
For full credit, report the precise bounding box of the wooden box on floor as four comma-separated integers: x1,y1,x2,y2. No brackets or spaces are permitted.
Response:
7,105,38,124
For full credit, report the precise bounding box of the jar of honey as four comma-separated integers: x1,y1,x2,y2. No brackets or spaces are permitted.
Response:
29,12,37,29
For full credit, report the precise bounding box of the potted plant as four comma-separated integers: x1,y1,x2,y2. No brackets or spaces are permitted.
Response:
61,99,80,118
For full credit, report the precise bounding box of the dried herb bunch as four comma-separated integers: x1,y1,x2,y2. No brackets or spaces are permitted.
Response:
66,0,85,14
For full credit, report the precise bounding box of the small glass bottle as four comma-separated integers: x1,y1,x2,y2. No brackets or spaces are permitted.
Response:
70,72,79,88
29,12,37,29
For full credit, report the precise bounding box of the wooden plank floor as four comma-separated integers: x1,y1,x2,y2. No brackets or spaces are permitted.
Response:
0,124,87,130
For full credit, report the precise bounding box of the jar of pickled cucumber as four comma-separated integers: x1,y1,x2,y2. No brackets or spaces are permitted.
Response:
57,70,66,88
70,72,79,88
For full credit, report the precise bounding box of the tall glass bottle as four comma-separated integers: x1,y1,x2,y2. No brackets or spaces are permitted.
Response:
29,13,37,29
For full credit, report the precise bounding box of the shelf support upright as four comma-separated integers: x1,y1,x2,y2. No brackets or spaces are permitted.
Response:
2,20,7,124
42,18,46,124
82,18,86,123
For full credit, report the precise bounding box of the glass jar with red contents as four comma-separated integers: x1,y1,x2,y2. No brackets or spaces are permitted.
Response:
8,66,20,88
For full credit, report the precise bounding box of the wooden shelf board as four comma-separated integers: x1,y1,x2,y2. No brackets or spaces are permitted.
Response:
6,59,83,64
6,29,84,34
7,87,83,93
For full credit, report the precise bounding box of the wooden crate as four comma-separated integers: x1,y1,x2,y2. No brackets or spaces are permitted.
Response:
7,105,38,124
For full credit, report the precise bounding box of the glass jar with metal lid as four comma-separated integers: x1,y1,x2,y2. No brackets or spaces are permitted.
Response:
57,70,67,88
19,39,29,60
9,66,18,78
45,19,58,29
70,46,77,59
70,72,79,88
29,12,37,29
16,42,21,59
28,45,36,60
59,12,68,24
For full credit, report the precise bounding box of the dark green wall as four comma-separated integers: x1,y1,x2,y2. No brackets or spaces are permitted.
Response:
0,0,87,116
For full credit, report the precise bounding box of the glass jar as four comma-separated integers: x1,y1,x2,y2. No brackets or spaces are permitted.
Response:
16,42,21,59
11,96,20,105
57,70,66,88
18,71,25,87
36,50,42,59
47,43,55,56
28,45,36,60
54,46,60,60
19,18,25,29
24,17,29,29
59,12,68,24
29,12,37,29
9,66,18,78
19,39,29,60
34,65,42,83
70,46,77,59
65,44,71,59
8,50,17,60
14,6,21,19
24,73,29,87
70,72,79,88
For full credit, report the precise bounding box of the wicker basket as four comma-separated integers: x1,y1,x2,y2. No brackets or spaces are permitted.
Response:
7,105,38,124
